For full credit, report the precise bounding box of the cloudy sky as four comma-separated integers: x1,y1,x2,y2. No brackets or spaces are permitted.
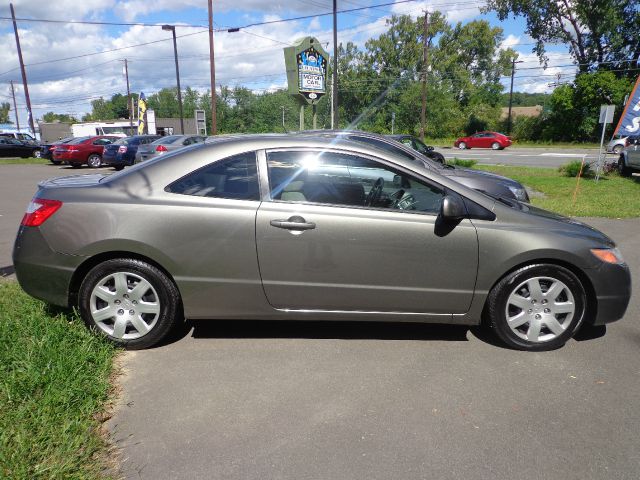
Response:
0,0,576,126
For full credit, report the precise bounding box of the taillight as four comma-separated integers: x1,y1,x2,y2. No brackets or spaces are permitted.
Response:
118,146,128,153
155,145,167,152
21,198,63,227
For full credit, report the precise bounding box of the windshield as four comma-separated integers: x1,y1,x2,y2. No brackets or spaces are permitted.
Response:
152,135,182,145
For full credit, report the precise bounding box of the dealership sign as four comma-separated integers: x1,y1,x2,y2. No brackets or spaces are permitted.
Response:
284,37,329,104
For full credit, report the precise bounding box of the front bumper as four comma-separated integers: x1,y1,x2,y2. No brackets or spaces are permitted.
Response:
586,261,632,325
13,226,83,307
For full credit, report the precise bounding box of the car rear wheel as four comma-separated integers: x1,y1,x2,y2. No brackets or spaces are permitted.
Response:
79,258,183,349
491,142,501,150
458,142,467,150
486,264,586,351
33,149,42,158
87,154,102,168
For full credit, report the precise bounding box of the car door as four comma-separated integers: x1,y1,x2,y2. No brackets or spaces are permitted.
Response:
255,148,479,314
627,137,640,167
468,133,483,148
0,138,11,157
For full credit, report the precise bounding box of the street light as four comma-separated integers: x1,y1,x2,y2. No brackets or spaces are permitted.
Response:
162,24,184,134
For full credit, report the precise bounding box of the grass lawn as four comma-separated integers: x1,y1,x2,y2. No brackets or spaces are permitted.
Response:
477,165,640,218
0,157,49,165
0,281,117,479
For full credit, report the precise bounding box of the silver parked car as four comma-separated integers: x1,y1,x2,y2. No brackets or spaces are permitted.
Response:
607,136,630,154
618,136,640,176
135,134,206,163
13,135,631,351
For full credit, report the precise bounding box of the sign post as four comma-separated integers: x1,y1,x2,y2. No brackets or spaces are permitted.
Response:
596,104,615,181
284,37,329,131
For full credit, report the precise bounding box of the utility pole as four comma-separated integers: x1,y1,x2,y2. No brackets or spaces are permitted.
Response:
122,59,133,131
10,80,20,130
10,3,35,136
420,11,429,141
507,57,523,135
208,0,217,135
281,106,285,130
162,25,184,134
332,0,339,130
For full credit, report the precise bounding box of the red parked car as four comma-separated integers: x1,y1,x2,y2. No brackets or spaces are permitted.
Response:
454,131,512,150
52,135,120,168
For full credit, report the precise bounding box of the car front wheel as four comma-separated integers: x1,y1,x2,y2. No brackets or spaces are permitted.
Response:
458,142,467,150
33,149,42,158
613,145,623,154
78,258,182,349
486,264,586,351
618,156,631,177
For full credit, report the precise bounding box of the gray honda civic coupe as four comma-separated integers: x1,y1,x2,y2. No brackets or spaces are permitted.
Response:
13,135,631,351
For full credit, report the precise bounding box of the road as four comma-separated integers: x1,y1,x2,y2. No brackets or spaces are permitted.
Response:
1,163,639,480
439,146,618,168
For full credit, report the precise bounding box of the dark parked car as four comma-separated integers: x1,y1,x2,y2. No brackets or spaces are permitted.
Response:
14,135,630,351
52,135,119,168
102,135,161,170
301,130,529,202
135,135,206,163
618,136,640,176
0,137,42,158
386,134,446,164
455,131,512,150
41,136,75,163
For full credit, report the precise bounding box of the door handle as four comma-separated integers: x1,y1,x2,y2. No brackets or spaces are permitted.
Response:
270,216,316,230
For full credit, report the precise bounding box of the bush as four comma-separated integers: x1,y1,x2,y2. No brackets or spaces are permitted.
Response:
451,158,477,168
559,160,593,177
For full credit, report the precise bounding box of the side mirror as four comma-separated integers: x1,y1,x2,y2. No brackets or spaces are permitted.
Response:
441,195,466,220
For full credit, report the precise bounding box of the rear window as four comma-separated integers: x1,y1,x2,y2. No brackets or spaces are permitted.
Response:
68,136,91,144
114,138,132,145
153,135,182,145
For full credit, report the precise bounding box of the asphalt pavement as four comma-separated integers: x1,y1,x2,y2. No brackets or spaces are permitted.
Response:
439,146,619,168
1,162,639,480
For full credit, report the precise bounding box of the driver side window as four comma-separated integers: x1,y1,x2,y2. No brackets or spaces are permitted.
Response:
266,150,444,214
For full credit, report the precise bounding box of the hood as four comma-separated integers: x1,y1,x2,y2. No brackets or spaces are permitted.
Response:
497,199,615,247
39,174,106,189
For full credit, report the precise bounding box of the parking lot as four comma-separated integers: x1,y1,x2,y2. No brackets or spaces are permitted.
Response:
2,163,639,479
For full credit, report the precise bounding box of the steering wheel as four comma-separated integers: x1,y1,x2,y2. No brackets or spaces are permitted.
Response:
389,189,405,208
365,177,385,207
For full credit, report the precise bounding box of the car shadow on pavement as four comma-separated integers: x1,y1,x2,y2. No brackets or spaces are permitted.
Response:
0,265,15,277
184,319,471,343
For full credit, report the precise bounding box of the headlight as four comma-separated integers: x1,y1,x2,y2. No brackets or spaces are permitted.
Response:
590,248,625,264
508,186,528,202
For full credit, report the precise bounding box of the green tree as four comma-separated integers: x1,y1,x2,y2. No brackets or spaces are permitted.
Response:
484,0,640,77
0,102,10,123
42,111,78,123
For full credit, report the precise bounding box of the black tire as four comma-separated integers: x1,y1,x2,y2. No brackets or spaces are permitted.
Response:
87,154,102,168
491,142,501,150
33,149,42,158
78,258,183,349
613,145,623,154
458,142,467,150
618,156,631,177
485,264,586,351
113,165,125,171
